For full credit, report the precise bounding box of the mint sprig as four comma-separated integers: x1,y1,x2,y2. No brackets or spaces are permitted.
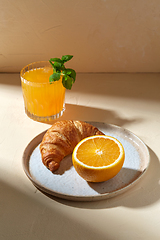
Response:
49,55,76,90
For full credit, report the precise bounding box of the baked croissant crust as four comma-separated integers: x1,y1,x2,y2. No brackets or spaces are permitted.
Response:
40,120,104,172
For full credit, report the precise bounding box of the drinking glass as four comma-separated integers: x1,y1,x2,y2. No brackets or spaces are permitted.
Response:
20,61,65,122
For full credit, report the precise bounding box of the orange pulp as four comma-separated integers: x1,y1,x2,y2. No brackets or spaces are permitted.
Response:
72,135,125,182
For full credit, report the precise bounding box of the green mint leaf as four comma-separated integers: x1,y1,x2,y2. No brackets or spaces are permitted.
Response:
49,55,76,89
49,58,63,63
61,55,73,63
49,59,54,68
63,68,76,82
62,69,72,75
49,74,54,82
62,75,73,90
53,62,63,68
67,69,76,82
49,73,61,82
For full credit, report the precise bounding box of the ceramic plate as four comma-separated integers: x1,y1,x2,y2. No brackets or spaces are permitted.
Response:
22,122,150,201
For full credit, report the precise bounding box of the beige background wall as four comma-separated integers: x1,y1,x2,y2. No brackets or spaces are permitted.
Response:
1,0,160,73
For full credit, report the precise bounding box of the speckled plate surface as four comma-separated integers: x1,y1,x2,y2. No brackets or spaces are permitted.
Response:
22,122,150,201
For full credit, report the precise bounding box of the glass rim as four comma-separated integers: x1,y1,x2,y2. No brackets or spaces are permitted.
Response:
20,61,55,85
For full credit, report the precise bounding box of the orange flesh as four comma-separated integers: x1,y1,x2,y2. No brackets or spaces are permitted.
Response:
76,138,120,167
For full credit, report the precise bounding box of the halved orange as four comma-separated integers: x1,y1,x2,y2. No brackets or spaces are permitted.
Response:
72,135,125,182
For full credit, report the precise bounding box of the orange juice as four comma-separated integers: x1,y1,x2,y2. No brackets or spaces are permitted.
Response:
20,61,65,121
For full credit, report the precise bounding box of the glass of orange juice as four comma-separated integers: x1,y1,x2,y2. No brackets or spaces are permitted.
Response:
20,61,66,122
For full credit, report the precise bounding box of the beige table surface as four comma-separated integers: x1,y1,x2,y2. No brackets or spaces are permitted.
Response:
0,72,160,240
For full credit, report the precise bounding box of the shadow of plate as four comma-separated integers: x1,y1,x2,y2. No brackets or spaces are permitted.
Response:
43,147,160,209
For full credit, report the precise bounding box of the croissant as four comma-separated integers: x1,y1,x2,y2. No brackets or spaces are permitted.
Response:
40,120,104,172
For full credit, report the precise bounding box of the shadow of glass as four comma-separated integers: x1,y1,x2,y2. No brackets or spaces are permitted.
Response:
43,103,142,127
